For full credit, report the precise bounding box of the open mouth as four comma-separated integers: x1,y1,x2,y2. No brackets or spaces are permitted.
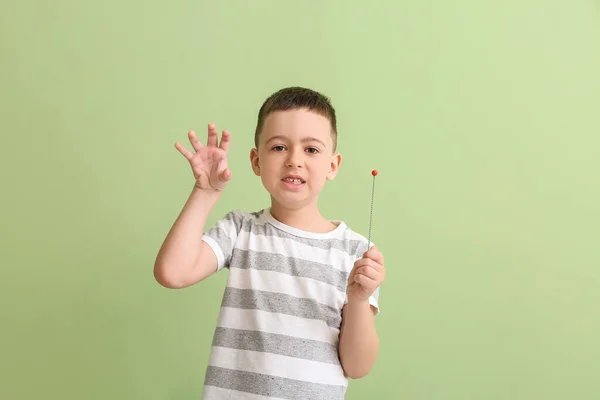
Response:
282,177,306,184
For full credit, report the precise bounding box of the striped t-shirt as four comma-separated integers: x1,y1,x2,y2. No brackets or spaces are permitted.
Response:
200,208,380,400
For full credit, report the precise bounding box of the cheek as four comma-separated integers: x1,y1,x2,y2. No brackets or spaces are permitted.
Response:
308,162,331,182
262,159,281,180
259,155,275,169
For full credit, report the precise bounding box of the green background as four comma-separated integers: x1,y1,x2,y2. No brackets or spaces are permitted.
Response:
2,1,599,399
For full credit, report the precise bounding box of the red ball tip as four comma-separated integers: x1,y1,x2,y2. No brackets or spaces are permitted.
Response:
371,170,378,176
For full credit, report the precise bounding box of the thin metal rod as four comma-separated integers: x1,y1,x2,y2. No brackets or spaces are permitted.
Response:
367,174,375,249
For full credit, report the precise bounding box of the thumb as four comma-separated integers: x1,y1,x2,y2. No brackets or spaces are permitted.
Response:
219,168,232,182
363,245,377,258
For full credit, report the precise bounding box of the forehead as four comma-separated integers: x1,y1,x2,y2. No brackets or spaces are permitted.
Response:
260,109,333,144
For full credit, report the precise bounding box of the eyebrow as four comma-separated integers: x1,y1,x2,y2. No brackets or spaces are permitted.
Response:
265,135,327,148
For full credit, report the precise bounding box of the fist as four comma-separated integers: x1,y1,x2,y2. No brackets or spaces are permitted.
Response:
347,246,386,303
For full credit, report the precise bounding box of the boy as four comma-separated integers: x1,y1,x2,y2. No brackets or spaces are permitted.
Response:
154,87,386,399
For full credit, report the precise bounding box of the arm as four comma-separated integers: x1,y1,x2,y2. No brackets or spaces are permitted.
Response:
153,187,222,288
153,124,232,289
338,246,386,379
338,299,379,379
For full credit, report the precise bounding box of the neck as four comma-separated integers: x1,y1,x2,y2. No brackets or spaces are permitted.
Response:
269,199,336,233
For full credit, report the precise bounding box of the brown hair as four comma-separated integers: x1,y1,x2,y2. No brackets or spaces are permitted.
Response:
254,86,338,151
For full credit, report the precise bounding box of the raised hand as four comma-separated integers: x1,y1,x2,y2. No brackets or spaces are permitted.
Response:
175,124,232,191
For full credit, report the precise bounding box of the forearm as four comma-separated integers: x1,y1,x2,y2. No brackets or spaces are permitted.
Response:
154,186,221,284
338,298,379,379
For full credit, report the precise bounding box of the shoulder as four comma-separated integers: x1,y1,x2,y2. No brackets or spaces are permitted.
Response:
213,208,268,229
333,221,371,260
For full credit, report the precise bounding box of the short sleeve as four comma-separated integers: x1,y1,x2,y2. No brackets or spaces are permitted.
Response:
202,210,244,271
369,286,380,315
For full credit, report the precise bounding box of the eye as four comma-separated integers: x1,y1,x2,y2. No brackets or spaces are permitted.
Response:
305,147,319,154
272,145,286,152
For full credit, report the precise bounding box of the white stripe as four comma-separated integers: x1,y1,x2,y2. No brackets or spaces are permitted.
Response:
203,385,284,400
227,267,346,311
238,229,357,273
208,346,348,387
216,306,340,345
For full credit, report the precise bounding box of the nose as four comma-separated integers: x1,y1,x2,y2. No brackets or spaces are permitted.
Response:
285,148,303,168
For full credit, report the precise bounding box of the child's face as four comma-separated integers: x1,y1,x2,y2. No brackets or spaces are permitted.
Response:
250,109,341,210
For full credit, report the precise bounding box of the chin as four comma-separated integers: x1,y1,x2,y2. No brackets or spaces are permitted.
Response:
270,193,312,209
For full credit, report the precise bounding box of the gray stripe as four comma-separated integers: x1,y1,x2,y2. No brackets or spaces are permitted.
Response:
207,227,234,264
204,211,244,265
222,288,342,329
230,249,348,292
213,327,340,364
205,366,346,400
250,210,264,218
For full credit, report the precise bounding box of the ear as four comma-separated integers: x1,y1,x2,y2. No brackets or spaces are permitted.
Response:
249,148,261,176
326,153,342,180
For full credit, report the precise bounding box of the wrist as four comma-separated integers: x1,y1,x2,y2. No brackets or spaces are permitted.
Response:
346,296,371,309
191,184,223,197
188,185,223,209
